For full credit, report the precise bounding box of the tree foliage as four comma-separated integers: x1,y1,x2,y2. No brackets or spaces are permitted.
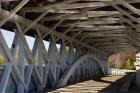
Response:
121,59,135,70
108,52,135,70
0,56,5,65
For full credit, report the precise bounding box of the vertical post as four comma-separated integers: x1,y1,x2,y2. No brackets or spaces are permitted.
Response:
0,62,12,93
67,42,75,64
0,0,1,12
17,37,25,93
48,33,58,86
37,38,43,81
59,38,67,71
105,55,109,75
0,29,28,91
136,52,140,87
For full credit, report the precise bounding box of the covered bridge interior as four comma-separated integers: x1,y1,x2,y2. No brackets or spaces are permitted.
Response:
0,0,140,93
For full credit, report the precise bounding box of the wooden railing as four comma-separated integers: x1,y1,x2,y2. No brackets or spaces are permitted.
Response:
108,68,135,75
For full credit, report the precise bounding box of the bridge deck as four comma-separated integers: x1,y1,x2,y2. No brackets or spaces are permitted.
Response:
50,76,123,93
46,75,138,93
31,76,125,93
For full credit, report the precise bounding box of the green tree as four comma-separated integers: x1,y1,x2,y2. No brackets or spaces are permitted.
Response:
0,56,5,65
121,59,134,70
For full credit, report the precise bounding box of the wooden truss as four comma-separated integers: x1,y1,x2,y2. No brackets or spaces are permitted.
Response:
0,0,140,92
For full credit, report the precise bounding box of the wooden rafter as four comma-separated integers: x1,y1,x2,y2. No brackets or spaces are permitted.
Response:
2,0,140,53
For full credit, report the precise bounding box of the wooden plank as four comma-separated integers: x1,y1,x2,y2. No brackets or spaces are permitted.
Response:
43,11,120,21
71,26,125,31
1,9,108,54
110,2,140,24
0,0,30,26
24,10,50,33
60,19,121,27
1,0,19,2
116,0,140,16
21,0,140,13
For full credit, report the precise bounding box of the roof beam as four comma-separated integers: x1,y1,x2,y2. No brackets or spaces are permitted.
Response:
90,37,128,43
115,0,140,16
71,25,125,31
1,0,19,2
24,10,50,33
22,2,108,11
119,16,140,32
66,31,82,45
94,42,131,46
56,24,76,42
77,33,127,37
21,0,140,13
71,30,125,35
42,11,120,21
60,19,121,27
0,9,108,54
0,0,30,27
110,1,140,24
43,18,66,38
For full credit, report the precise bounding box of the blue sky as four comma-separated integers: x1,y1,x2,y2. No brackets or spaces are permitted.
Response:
1,29,52,49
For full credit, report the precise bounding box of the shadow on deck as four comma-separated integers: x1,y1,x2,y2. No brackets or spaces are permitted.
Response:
31,73,140,93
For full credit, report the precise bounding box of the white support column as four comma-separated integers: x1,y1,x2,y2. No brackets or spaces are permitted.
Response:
11,32,20,55
48,34,59,85
67,42,75,64
17,36,25,93
15,22,43,89
0,29,28,91
0,62,12,93
135,52,140,87
59,38,67,71
37,38,43,81
36,30,52,87
24,39,38,88
105,55,109,74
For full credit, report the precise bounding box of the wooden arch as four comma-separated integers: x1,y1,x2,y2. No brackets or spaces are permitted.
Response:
57,54,106,87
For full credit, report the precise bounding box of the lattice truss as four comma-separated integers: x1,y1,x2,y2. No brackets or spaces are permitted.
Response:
0,0,139,93
0,21,108,93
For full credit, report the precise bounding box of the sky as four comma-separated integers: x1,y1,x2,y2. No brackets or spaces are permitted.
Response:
1,29,52,49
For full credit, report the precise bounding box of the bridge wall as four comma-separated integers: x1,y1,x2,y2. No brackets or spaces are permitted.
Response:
0,28,109,93
0,6,108,93
0,53,108,93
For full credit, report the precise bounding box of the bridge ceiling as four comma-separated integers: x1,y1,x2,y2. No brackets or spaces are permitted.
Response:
1,0,140,54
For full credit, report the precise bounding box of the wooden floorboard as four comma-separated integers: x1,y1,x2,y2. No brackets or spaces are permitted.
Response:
46,76,124,93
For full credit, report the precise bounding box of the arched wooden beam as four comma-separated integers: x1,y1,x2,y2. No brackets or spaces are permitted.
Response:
57,54,106,87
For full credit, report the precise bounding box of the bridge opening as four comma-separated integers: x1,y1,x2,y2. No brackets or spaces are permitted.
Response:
108,52,135,69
